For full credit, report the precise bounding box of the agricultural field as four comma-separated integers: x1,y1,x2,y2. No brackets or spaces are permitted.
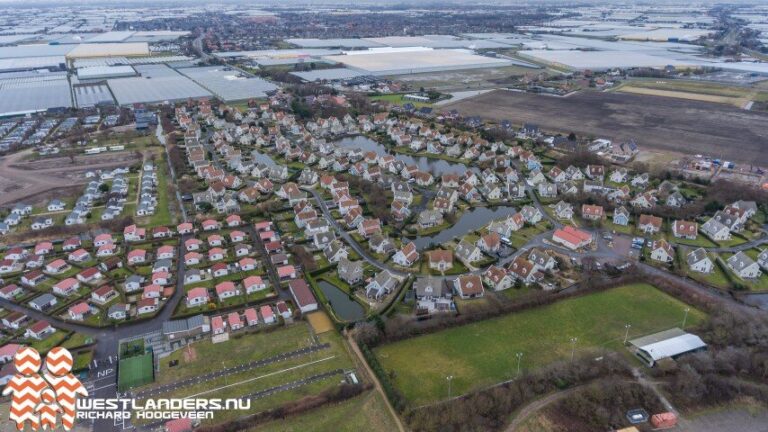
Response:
389,65,544,92
445,89,768,165
374,284,705,405
615,79,767,108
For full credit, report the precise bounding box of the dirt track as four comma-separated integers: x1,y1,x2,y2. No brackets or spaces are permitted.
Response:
445,89,768,165
0,149,140,207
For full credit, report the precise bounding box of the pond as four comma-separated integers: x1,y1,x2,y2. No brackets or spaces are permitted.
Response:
743,293,768,311
411,205,518,250
334,135,478,175
317,280,366,321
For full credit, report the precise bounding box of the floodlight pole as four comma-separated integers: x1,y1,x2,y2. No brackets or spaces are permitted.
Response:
624,324,632,344
570,337,578,361
682,307,690,329
446,375,454,399
515,352,523,377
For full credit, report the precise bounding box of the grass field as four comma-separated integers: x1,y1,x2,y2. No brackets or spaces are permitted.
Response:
118,353,154,391
134,326,357,425
151,324,315,387
250,391,398,432
370,94,433,108
374,283,705,405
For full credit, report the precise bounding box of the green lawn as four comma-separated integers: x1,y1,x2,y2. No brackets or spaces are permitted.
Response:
373,283,705,405
370,94,433,108
151,324,315,387
250,391,398,432
118,353,154,391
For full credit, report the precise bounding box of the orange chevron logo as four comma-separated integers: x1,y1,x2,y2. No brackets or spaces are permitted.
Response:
3,346,87,431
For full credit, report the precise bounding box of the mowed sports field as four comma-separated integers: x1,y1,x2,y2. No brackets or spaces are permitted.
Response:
445,89,768,165
118,353,154,391
374,284,705,405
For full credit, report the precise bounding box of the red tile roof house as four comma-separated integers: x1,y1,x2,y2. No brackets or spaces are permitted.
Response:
34,242,53,256
0,344,20,363
226,214,242,227
276,301,292,319
264,240,283,254
638,214,663,234
672,220,698,240
427,250,454,272
454,275,485,299
202,219,220,231
244,276,266,294
393,242,419,267
68,302,91,321
157,245,175,260
477,233,501,254
151,271,170,286
123,224,146,242
91,285,118,305
143,284,163,299
260,305,276,324
552,226,593,250
277,265,297,280
215,281,240,301
208,248,226,262
62,237,81,251
288,279,318,314
186,287,209,308
127,249,148,265
211,316,226,335
5,247,28,261
229,230,246,243
45,259,70,274
0,284,23,299
77,267,103,284
177,222,194,235
137,298,158,315
227,312,243,331
184,252,203,266
244,308,258,326
2,312,28,329
96,244,117,257
68,248,91,263
357,219,382,238
53,278,80,296
153,226,173,239
25,321,54,340
93,234,114,247
238,257,257,272
184,238,202,251
207,234,224,247
211,262,229,278
581,204,605,221
259,231,278,242
254,221,273,232
21,271,45,287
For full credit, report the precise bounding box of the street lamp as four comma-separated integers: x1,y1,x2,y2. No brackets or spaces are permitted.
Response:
682,307,690,329
446,375,454,399
570,337,578,361
515,352,523,377
623,324,632,344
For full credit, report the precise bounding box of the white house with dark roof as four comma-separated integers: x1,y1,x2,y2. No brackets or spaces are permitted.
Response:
726,252,762,279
